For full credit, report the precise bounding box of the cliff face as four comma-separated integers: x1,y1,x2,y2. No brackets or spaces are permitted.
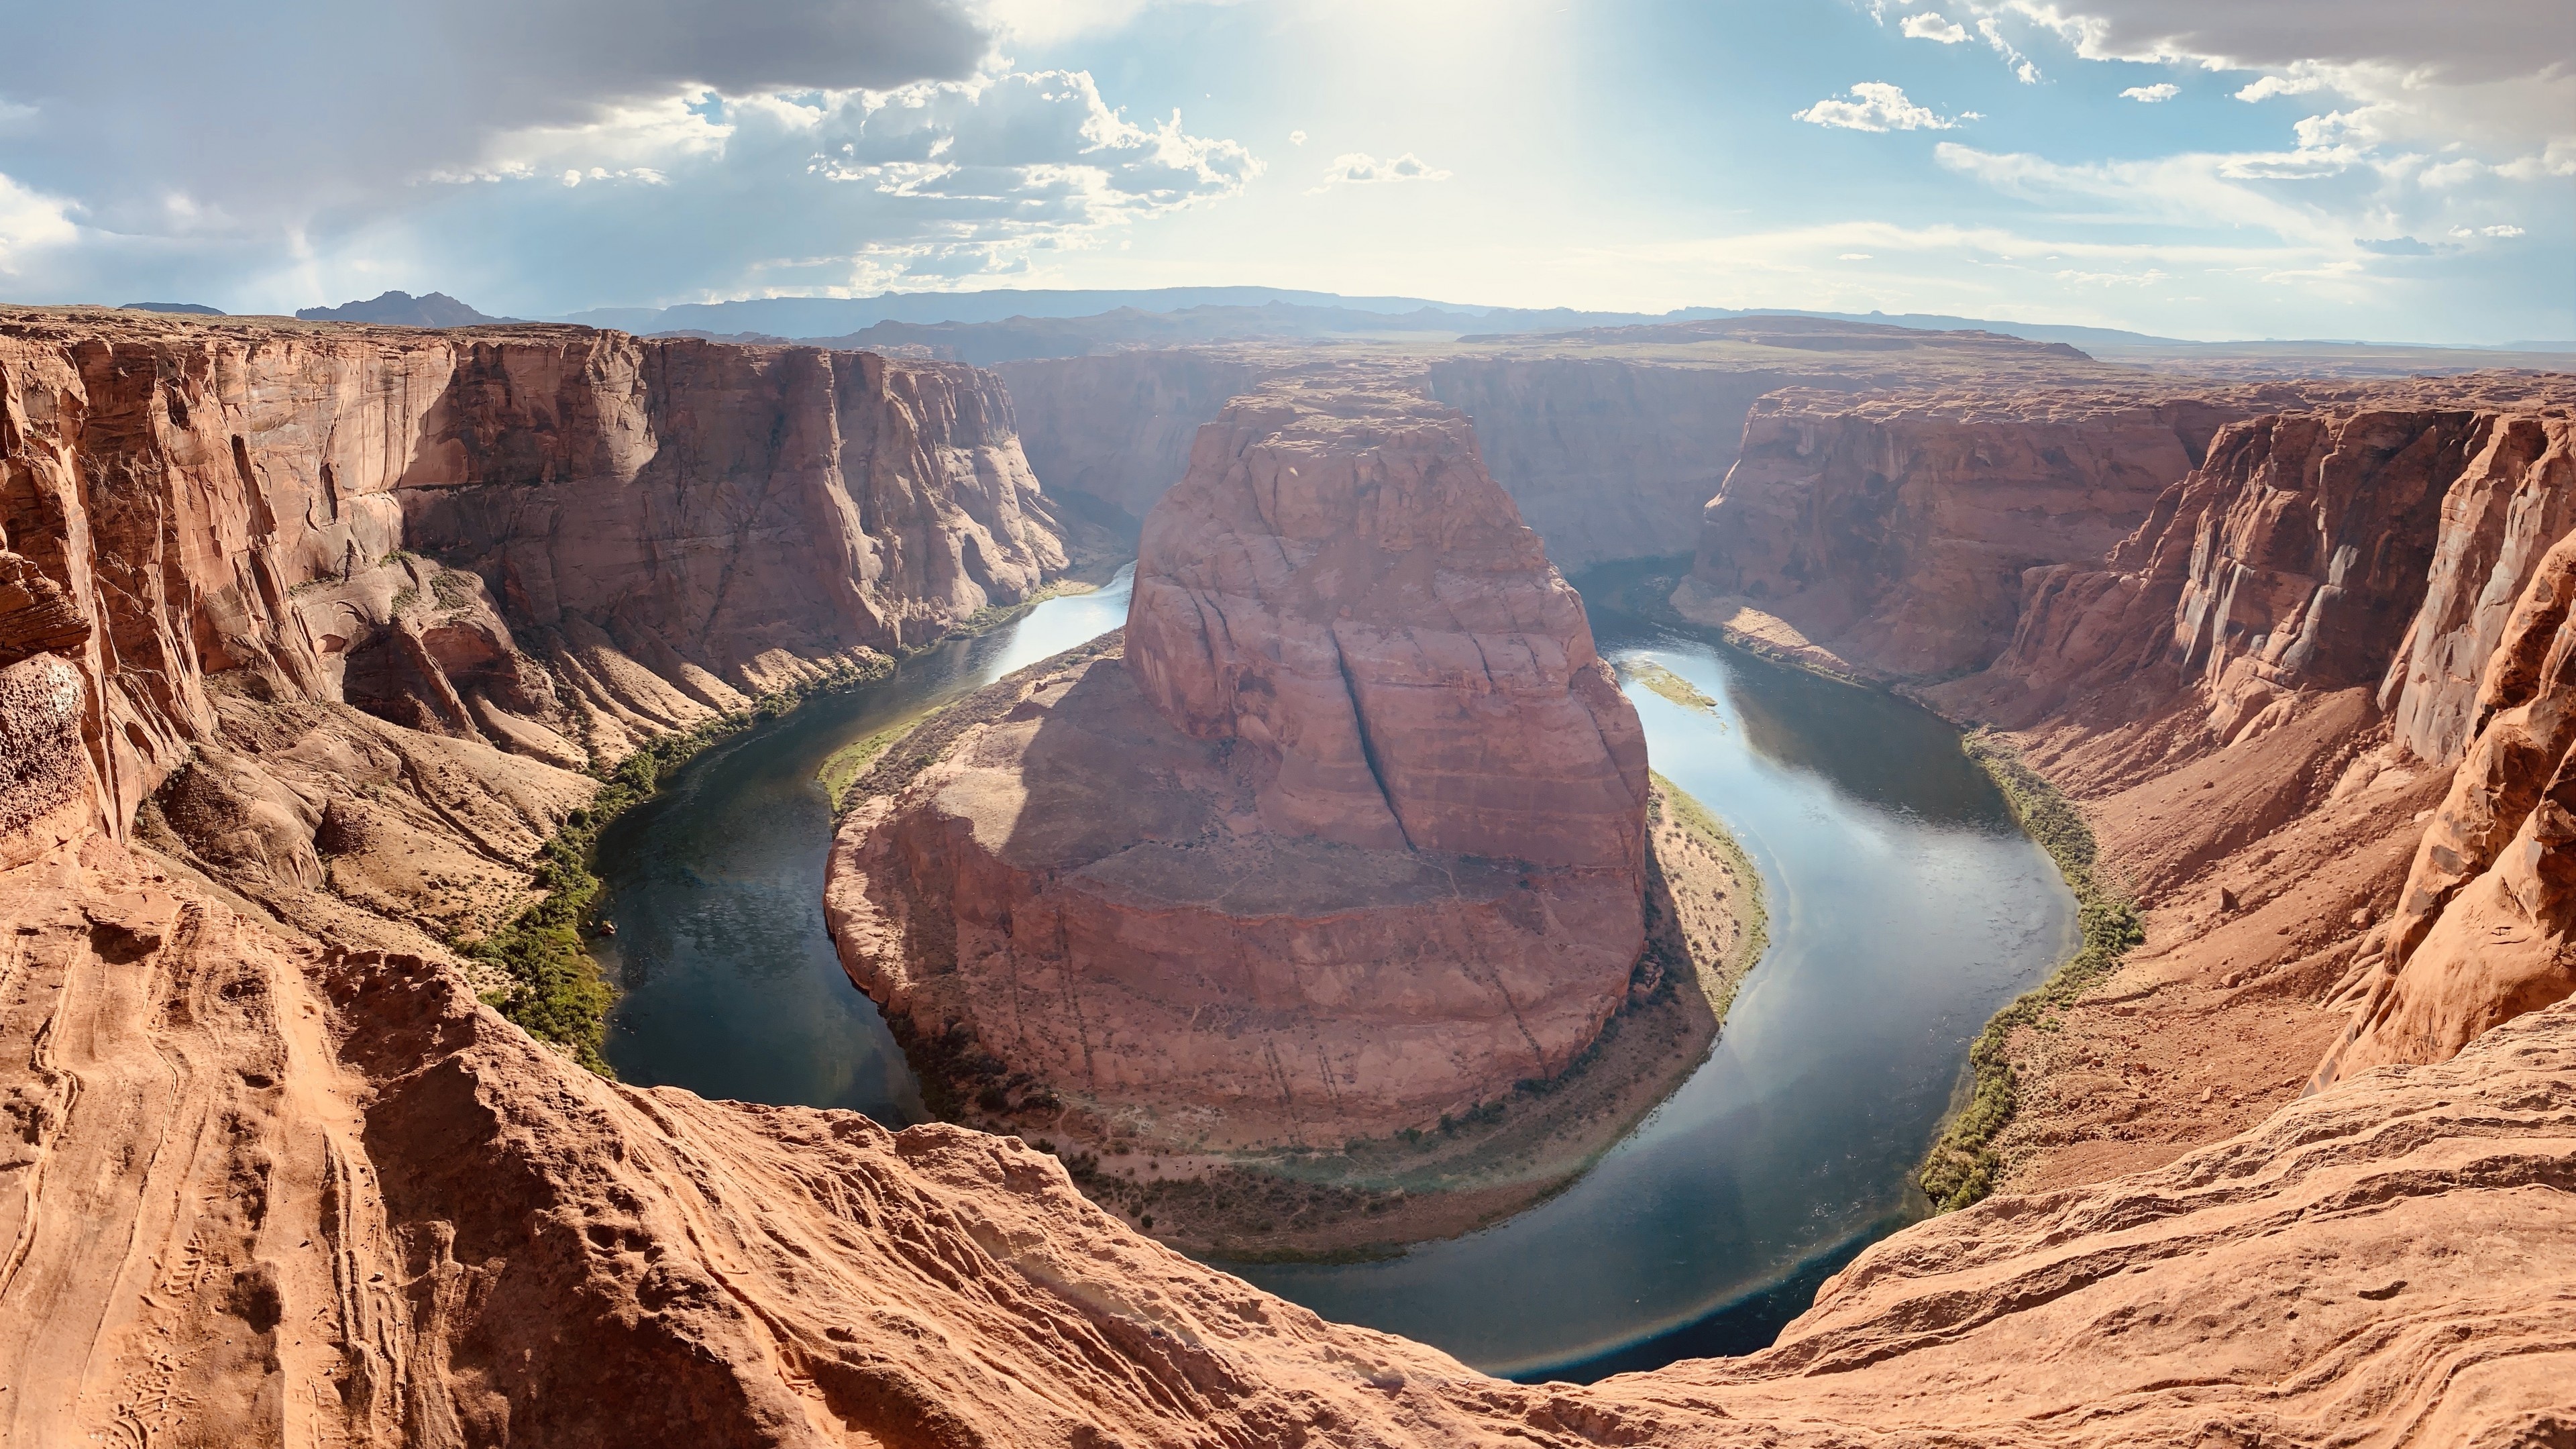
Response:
1680,387,2277,679
405,336,1067,674
9,810,2567,1446
1125,387,1648,869
1,307,2569,1444
994,350,1289,531
0,309,1073,821
828,385,1650,1149
1421,359,1844,569
1917,392,2576,1193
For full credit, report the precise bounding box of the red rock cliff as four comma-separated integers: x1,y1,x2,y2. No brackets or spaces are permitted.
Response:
828,384,1649,1148
1682,386,2279,678
1125,386,1648,869
0,311,2567,1443
1918,388,2576,1193
0,307,1073,833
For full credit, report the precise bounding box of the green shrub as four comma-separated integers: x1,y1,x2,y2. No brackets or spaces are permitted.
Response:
466,655,890,1075
1917,731,2144,1212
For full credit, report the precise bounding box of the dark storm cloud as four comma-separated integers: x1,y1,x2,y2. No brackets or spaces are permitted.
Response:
0,0,991,237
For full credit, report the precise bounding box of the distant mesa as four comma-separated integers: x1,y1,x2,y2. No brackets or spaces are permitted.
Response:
121,302,224,315
296,290,515,327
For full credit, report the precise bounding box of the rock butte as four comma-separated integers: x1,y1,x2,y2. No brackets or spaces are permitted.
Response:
826,384,1652,1148
0,304,2569,1443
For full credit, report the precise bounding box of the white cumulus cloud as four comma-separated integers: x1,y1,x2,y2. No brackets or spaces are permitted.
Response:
0,171,80,274
1289,129,1307,145
1901,11,1969,42
1796,83,1970,132
2121,83,2180,102
1307,151,1450,193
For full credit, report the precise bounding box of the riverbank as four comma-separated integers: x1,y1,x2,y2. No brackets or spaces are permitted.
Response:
474,653,895,1071
1913,732,2144,1208
825,644,1766,1259
497,568,1119,1073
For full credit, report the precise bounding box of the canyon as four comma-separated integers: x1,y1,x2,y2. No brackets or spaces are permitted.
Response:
0,303,2569,1444
822,382,1753,1250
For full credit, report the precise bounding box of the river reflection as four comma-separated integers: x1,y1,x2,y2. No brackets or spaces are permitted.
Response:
1232,575,2072,1379
594,568,1134,1117
588,559,2072,1382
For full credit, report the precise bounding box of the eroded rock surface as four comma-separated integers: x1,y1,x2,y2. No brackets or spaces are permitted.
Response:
1919,390,2576,1194
1124,386,1648,868
831,386,1649,1150
0,306,2569,1442
8,817,2567,1446
0,303,1080,969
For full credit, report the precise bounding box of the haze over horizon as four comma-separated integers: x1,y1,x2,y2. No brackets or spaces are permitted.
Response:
1,0,2567,344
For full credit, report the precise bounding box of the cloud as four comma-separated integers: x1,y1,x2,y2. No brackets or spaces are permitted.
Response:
1901,11,1970,42
1974,16,2041,83
2450,223,2526,238
0,1,1280,311
1991,1,2557,83
0,171,79,274
1796,83,1970,132
2235,74,2323,103
1307,152,1451,193
1992,1,2573,158
1839,252,1875,260
2357,236,2435,256
2121,83,2180,102
1289,129,1307,146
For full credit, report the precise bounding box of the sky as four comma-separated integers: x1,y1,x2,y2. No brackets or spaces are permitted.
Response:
0,0,2567,341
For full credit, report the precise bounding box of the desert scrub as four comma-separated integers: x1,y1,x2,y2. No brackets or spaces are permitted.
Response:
468,653,890,1073
1917,730,2143,1212
1651,771,1768,1010
1621,659,1721,715
817,713,928,810
947,576,1099,643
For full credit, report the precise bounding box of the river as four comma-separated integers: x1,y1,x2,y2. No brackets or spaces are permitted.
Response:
591,562,2074,1381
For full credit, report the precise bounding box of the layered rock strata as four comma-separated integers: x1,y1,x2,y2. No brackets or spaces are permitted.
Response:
0,305,1076,965
829,386,1650,1148
1921,392,2576,1191
0,308,2569,1442
1680,386,2294,678
7,807,2567,1446
998,320,2128,572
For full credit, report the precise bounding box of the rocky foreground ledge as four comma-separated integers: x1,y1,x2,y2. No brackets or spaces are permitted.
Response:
4,810,2564,1445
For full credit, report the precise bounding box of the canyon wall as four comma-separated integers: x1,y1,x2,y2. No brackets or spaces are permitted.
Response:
1680,386,2282,678
995,350,1289,530
0,305,1075,966
1000,349,1851,569
7,808,2567,1447
0,309,2567,1443
1421,359,1842,569
1917,392,2576,1193
0,309,1072,822
828,384,1650,1148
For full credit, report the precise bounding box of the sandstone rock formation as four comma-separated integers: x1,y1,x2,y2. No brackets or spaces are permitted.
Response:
996,350,1289,529
1124,387,1648,868
1680,386,2290,678
997,318,2128,572
0,307,2569,1444
1420,358,1846,570
0,304,1079,969
829,385,1650,1150
0,306,1071,788
7,810,2567,1446
1915,390,2576,1193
